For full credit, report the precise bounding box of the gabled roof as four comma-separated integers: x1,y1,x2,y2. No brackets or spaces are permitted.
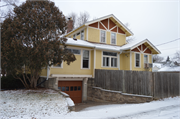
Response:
85,14,133,36
65,38,161,54
120,39,161,54
66,14,133,37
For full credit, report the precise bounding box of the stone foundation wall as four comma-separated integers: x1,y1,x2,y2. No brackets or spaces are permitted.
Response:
87,79,153,103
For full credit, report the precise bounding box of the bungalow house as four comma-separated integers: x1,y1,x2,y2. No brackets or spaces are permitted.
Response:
40,14,161,103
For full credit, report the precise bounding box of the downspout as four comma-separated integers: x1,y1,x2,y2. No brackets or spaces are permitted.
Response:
46,65,50,80
36,64,50,87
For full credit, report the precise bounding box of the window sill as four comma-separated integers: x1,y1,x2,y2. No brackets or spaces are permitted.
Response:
81,68,90,70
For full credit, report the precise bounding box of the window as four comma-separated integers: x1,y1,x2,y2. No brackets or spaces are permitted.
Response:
81,30,84,40
100,30,106,43
103,51,117,67
144,55,148,63
135,53,140,67
82,50,89,68
76,32,80,36
67,48,80,54
111,33,116,44
53,62,62,68
73,34,76,38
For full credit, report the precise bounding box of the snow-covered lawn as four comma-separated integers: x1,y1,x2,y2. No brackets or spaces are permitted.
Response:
1,89,180,119
0,89,69,119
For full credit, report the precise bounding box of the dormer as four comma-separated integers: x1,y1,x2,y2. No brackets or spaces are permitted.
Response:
65,14,133,46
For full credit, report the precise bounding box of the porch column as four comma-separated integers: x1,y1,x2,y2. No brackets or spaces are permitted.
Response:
82,77,88,102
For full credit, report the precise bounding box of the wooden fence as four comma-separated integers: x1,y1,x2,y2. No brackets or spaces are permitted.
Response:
94,69,180,98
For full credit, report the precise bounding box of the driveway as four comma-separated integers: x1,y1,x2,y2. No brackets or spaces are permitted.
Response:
75,101,119,112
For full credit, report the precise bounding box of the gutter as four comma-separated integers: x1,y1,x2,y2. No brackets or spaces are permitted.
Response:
66,43,95,48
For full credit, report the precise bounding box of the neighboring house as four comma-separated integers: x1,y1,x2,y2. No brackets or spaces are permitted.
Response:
40,14,161,103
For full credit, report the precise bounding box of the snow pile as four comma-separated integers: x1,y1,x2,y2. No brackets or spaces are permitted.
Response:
159,66,180,71
66,97,75,106
0,89,69,119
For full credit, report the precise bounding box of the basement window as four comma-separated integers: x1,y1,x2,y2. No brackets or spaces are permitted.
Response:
103,51,117,67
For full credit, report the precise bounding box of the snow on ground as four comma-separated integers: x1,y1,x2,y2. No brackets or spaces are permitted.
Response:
159,66,180,71
153,63,162,68
1,89,180,119
0,89,69,119
60,97,180,119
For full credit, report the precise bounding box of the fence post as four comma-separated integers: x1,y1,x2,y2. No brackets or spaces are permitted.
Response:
122,70,125,93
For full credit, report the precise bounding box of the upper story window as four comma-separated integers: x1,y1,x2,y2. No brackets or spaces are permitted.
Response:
103,51,117,67
81,30,84,40
135,53,140,67
100,30,106,43
67,48,81,54
111,33,116,44
82,50,89,68
144,55,148,63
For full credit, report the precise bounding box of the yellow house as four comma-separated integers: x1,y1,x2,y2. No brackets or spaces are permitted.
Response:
40,14,161,103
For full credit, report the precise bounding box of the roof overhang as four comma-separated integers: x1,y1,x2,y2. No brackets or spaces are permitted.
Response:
85,14,133,37
65,14,133,37
121,39,161,54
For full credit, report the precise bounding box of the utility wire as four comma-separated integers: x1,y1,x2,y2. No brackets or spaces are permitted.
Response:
160,47,179,51
155,38,180,46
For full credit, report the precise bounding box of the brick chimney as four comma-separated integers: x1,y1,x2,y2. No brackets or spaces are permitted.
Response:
67,17,73,33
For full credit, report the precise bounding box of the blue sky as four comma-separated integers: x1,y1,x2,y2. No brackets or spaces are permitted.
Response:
2,0,180,60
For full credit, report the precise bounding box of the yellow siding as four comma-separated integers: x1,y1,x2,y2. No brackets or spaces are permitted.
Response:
106,31,110,44
131,53,153,71
88,27,100,42
76,34,80,39
84,28,87,40
149,55,152,63
50,51,92,75
120,53,130,70
41,68,47,76
95,50,119,70
117,34,126,46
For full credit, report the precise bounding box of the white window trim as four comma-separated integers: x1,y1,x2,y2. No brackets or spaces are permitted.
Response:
51,62,63,68
110,32,117,45
100,30,106,43
101,51,118,68
81,49,91,69
144,54,149,64
135,52,141,68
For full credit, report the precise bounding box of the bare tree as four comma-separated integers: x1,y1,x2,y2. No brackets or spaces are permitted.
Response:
173,51,180,62
0,0,19,19
125,23,135,43
153,55,164,63
66,11,90,29
76,11,90,28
